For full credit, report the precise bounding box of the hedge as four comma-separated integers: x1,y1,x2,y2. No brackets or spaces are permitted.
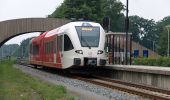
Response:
132,57,170,67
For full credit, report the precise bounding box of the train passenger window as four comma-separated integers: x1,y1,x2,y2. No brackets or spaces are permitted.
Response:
45,41,53,54
57,36,63,51
51,41,53,53
32,44,39,55
47,42,49,54
64,34,74,51
45,42,49,54
45,43,48,54
54,38,56,53
49,42,51,53
29,44,33,54
45,43,47,54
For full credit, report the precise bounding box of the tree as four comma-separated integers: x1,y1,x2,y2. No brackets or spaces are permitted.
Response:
0,44,19,58
49,0,170,56
157,29,169,56
49,0,125,32
49,0,103,22
157,16,170,56
129,16,158,50
102,0,125,32
14,37,34,58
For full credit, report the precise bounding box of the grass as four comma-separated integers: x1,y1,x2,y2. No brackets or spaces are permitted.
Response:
0,60,74,100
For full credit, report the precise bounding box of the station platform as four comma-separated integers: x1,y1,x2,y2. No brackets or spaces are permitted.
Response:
95,65,170,90
106,65,170,75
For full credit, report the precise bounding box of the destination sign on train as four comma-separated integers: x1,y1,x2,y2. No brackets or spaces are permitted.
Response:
81,27,93,31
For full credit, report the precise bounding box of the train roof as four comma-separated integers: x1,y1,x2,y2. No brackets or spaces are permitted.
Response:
45,21,101,37
31,32,47,44
31,21,101,43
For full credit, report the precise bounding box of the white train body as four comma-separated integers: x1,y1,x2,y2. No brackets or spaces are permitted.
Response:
30,21,106,69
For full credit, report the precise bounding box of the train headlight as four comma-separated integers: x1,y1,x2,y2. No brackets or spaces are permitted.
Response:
97,50,104,54
75,50,83,54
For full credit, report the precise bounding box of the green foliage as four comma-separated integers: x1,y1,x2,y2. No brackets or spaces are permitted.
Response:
0,44,19,59
129,16,157,50
0,37,33,59
0,61,73,100
49,0,170,55
128,15,170,56
133,57,170,67
157,29,169,56
14,37,33,58
157,16,170,56
102,0,125,31
50,0,103,22
49,0,125,32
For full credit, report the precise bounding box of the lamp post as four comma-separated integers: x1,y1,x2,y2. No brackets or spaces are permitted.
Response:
125,0,129,64
147,39,155,51
166,25,170,57
153,41,155,52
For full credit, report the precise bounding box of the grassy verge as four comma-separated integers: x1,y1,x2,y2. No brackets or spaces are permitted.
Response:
0,60,74,100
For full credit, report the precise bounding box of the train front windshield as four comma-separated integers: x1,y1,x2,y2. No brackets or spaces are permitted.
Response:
76,26,100,47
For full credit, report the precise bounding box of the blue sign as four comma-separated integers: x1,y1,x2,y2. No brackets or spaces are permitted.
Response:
143,50,148,58
134,50,139,58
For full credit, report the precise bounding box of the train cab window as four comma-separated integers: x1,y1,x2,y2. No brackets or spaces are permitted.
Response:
64,34,74,51
76,26,100,47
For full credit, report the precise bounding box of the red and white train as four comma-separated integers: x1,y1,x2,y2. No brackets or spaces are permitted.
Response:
29,21,106,69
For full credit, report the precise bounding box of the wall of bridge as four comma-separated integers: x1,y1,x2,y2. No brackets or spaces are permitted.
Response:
0,18,69,46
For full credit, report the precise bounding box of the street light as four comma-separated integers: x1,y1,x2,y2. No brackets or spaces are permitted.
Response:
166,25,170,57
147,39,155,51
153,41,155,52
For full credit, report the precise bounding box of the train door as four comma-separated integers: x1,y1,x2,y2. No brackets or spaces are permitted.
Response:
62,34,74,68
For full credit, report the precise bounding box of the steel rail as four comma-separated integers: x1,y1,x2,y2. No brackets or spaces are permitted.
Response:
93,75,170,95
72,76,170,100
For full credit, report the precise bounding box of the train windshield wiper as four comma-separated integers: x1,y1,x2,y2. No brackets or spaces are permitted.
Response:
81,37,91,49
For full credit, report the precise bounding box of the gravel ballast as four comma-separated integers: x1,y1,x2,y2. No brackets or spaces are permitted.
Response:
13,64,147,100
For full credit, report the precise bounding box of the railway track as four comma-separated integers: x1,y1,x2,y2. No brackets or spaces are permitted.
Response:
93,75,170,95
17,62,170,100
72,75,170,100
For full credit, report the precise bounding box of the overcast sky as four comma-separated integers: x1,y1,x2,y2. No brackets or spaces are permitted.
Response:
1,0,170,45
120,0,170,21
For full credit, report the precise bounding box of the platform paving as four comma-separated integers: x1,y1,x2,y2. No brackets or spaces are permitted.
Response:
106,65,170,75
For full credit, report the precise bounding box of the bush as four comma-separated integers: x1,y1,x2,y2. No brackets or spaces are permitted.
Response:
132,57,170,67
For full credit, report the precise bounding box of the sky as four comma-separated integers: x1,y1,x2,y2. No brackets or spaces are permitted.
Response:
1,0,64,45
120,0,170,21
1,0,170,45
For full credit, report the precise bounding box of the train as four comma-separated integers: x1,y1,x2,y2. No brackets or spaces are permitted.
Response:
29,21,106,69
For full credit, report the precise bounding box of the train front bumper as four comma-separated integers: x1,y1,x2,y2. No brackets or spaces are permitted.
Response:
73,58,106,66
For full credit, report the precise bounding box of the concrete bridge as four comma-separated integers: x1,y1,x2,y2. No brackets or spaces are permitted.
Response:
0,18,69,47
